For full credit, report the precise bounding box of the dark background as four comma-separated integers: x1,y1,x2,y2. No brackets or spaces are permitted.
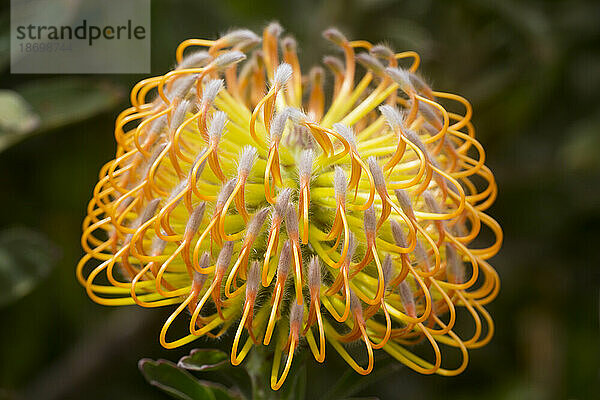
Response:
1,0,599,399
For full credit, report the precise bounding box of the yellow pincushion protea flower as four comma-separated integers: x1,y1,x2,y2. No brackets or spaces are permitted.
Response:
78,23,502,390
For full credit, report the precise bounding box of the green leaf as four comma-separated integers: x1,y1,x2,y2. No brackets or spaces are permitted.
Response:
0,228,60,306
178,349,229,372
0,90,40,152
139,359,222,400
198,381,242,400
211,365,253,400
177,349,251,399
17,78,123,133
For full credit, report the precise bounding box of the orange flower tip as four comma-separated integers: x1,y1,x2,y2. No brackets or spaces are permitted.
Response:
217,241,234,272
274,63,293,88
334,166,347,200
170,99,196,131
269,109,290,141
193,259,209,286
212,51,247,70
308,256,322,295
252,50,265,68
398,280,416,318
298,149,315,180
443,135,457,153
408,72,432,95
451,220,468,237
115,195,134,214
140,198,161,225
332,122,357,150
167,73,199,102
216,179,237,207
238,145,258,176
277,241,292,278
394,189,414,218
418,101,442,125
184,202,206,238
142,142,167,178
151,236,167,256
202,79,224,105
265,21,283,38
369,44,394,60
296,125,315,149
284,205,299,239
247,207,269,237
176,51,211,70
190,149,207,177
345,232,357,262
286,107,308,125
322,27,348,46
431,160,453,188
274,188,293,218
382,254,394,289
237,37,261,53
422,121,438,136
423,190,442,214
385,67,414,94
356,53,386,76
167,179,187,203
198,251,211,270
367,157,386,192
403,128,430,158
149,115,168,135
309,66,324,84
246,260,261,297
379,104,405,132
281,36,297,52
142,143,167,174
349,288,363,316
414,240,431,272
221,29,261,47
322,56,344,75
208,110,228,143
445,243,465,284
289,301,304,331
390,219,408,248
363,204,377,236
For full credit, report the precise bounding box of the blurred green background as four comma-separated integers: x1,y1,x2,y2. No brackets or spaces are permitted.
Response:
1,0,599,399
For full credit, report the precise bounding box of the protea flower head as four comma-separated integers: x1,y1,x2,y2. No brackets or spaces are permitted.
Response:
78,23,502,390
